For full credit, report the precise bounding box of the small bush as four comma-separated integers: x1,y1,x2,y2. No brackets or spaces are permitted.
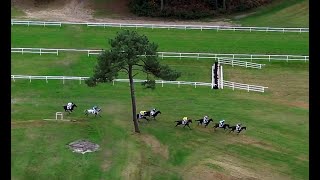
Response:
141,79,156,90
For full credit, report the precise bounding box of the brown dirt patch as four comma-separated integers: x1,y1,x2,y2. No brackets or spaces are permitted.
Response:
286,100,309,109
101,150,112,172
11,120,47,129
139,134,169,160
204,158,291,180
100,138,112,172
226,135,281,153
11,98,27,104
55,58,75,66
121,161,141,180
264,99,309,109
183,150,291,180
296,154,309,162
15,0,95,22
184,166,233,180
120,141,143,180
102,101,125,114
11,119,85,129
233,93,309,110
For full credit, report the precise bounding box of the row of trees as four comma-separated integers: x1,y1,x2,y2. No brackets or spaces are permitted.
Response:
85,30,181,133
129,0,272,19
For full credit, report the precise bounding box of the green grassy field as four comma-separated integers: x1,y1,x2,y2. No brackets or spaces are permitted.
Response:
11,1,309,178
12,51,309,179
233,0,309,28
11,25,309,55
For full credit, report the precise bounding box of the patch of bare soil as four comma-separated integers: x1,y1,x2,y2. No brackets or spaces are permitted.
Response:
11,98,27,104
184,157,289,180
100,150,112,172
139,134,169,160
286,100,309,109
296,154,309,162
268,98,309,109
12,0,239,26
184,166,233,180
233,94,309,110
226,135,281,153
17,0,95,22
11,120,47,129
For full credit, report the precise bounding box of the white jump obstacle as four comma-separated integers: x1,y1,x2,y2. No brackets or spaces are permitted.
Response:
43,112,75,122
211,62,268,92
56,112,63,120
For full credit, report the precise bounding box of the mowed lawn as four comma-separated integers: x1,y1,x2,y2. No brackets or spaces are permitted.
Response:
234,0,309,28
11,25,309,55
11,52,309,179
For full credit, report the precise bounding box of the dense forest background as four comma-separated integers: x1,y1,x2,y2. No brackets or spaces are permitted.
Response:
129,0,273,19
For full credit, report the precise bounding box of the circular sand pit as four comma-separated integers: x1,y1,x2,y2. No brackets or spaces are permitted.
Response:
68,139,100,154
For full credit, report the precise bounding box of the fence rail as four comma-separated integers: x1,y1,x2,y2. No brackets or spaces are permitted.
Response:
223,81,267,92
11,20,309,33
218,58,265,69
11,75,268,93
11,47,309,62
11,20,62,27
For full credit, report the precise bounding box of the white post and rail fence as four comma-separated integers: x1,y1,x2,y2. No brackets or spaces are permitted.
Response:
217,58,266,69
11,75,268,93
11,20,309,33
11,48,309,62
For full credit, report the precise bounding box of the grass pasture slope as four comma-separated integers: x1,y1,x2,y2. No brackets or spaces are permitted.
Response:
11,25,309,55
12,52,309,179
11,1,309,179
233,0,309,28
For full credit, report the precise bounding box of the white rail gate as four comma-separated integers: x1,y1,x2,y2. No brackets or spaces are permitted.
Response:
211,62,267,92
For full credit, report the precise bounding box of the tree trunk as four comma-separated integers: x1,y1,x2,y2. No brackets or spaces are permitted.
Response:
128,65,140,133
214,0,218,10
223,0,226,11
160,0,164,11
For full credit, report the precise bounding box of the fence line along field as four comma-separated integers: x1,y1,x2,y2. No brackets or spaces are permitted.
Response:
11,25,309,55
11,19,309,33
10,75,268,93
11,7,309,179
11,47,309,62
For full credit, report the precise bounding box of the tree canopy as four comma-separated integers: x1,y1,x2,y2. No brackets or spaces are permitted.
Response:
85,29,181,133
